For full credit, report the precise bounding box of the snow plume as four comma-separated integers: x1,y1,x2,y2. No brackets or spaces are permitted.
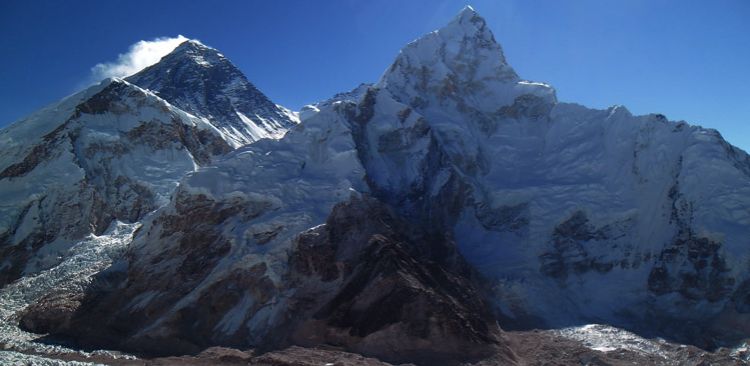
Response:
89,35,188,81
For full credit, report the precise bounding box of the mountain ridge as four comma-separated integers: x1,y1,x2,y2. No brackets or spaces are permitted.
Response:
0,36,302,287
1,6,749,366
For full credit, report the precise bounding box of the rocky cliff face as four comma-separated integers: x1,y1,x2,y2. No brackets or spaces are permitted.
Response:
28,196,512,365
5,5,750,366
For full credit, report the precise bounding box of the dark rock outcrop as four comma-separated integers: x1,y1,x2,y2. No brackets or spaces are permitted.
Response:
539,211,632,281
23,196,512,366
287,197,511,365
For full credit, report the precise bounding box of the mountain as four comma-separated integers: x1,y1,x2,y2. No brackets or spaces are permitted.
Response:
3,6,750,366
0,78,232,287
127,40,298,147
0,40,298,288
373,7,750,343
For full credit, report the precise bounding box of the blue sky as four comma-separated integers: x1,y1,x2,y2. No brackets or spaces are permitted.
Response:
1,0,748,150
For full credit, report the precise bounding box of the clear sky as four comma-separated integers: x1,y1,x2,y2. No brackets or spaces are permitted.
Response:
1,0,748,151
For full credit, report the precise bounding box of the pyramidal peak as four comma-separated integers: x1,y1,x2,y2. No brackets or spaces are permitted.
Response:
171,39,221,59
458,4,477,16
126,38,297,147
174,38,209,50
155,39,226,68
439,5,494,45
379,6,555,114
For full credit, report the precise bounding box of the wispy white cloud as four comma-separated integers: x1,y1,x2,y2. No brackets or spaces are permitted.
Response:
89,35,188,82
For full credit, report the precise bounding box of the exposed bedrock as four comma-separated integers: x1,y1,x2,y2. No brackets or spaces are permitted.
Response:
21,195,514,365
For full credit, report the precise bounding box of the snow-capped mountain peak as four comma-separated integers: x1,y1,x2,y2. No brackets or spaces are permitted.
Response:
126,39,297,147
173,38,209,50
378,5,555,115
440,5,500,55
167,39,225,66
